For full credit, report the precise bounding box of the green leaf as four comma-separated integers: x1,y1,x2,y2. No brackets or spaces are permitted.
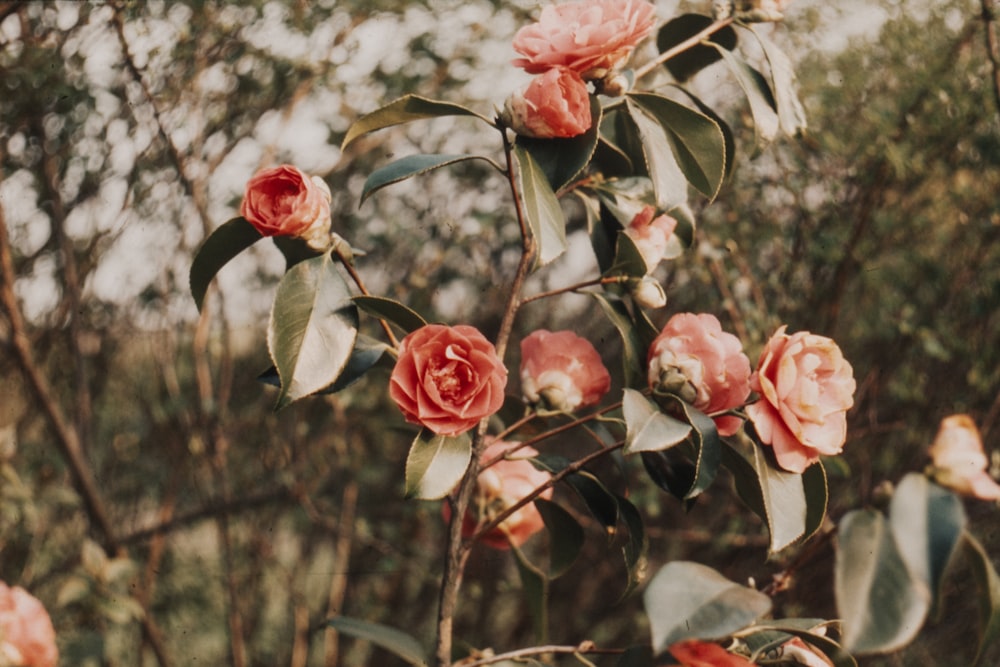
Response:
273,235,322,270
802,459,829,545
740,622,857,667
628,92,727,201
592,293,645,388
606,232,650,279
510,541,549,643
565,470,619,530
709,45,780,154
889,473,965,602
835,509,930,654
623,99,688,210
535,498,584,578
267,252,359,409
258,334,391,395
404,430,472,500
743,26,808,135
352,295,427,333
513,144,567,265
671,89,736,180
657,13,739,82
517,97,602,192
324,616,428,667
962,531,1000,665
341,94,490,149
658,396,720,500
622,388,692,454
643,561,772,652
617,494,649,598
189,217,262,311
360,154,497,205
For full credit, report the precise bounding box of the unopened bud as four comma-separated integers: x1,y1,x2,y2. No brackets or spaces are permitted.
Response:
630,276,667,309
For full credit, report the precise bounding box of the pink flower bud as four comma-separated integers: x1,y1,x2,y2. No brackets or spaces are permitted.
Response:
240,165,333,250
624,205,678,272
505,68,592,139
520,329,611,412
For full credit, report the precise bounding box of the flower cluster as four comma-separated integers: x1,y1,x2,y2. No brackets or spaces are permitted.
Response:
505,0,657,139
0,582,58,667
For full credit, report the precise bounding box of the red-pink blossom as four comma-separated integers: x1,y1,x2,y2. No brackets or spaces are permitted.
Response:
647,313,751,436
389,324,507,436
506,68,592,139
512,0,657,79
520,329,611,411
240,164,332,249
0,582,58,667
746,326,856,473
625,205,678,272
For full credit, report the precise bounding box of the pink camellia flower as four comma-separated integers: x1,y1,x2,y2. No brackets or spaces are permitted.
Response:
240,164,333,250
460,440,553,549
624,205,678,272
0,582,58,667
745,326,856,474
389,324,508,436
520,329,611,412
512,0,658,79
928,414,1000,501
647,313,751,436
505,68,592,139
666,639,755,666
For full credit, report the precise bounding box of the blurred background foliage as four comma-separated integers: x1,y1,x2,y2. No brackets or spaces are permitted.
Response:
0,0,998,665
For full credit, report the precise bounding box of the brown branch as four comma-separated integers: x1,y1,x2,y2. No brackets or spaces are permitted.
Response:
983,0,1000,116
456,642,624,667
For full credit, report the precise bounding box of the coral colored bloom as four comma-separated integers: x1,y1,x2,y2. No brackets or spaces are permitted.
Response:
928,415,1000,501
506,68,592,139
389,324,508,436
462,441,554,549
240,164,333,250
648,313,751,436
625,205,678,272
666,639,755,666
512,0,657,79
520,329,611,412
0,583,58,667
746,327,856,473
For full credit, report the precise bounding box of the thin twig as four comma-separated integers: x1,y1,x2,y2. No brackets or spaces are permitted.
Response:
456,643,624,667
633,17,735,81
519,275,629,306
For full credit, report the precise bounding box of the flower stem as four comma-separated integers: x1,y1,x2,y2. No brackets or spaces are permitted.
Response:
520,275,629,305
434,122,537,667
633,16,734,81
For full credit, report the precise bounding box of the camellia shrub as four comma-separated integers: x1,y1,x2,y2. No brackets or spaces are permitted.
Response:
186,0,1000,665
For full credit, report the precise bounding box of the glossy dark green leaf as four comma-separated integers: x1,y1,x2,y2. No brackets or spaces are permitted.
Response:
669,88,736,181
341,94,491,149
641,451,696,503
835,509,929,654
617,494,649,598
741,622,857,667
628,93,727,201
592,293,645,388
257,334,391,394
962,531,1000,665
604,231,651,280
743,26,808,135
324,617,428,667
802,459,829,545
565,470,619,530
889,474,965,606
623,98,688,209
352,295,427,333
189,217,262,311
517,97,602,192
272,234,323,270
360,154,497,205
657,396,720,500
513,144,567,265
644,561,772,652
710,45,780,154
657,13,738,82
623,388,692,454
267,252,359,409
404,430,471,500
511,541,549,642
535,498,584,578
